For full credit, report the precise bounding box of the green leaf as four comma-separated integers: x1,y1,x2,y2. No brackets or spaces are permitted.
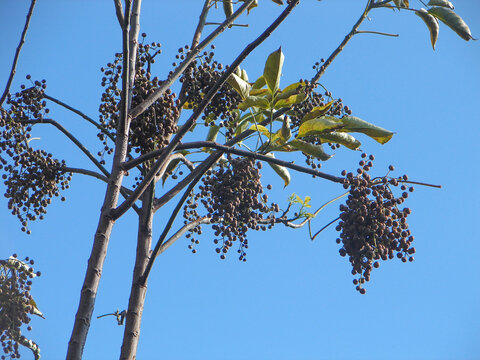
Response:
263,47,284,95
206,125,220,142
427,0,454,9
271,0,283,4
273,93,307,109
416,8,440,50
393,0,409,9
249,124,273,138
428,6,474,41
241,69,249,82
281,81,305,93
301,100,335,122
289,139,332,161
252,75,266,89
297,116,343,138
265,153,290,187
227,73,251,100
249,88,269,96
280,116,292,142
238,95,270,111
318,132,362,150
339,116,394,144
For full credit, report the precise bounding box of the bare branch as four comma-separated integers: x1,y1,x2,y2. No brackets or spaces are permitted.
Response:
113,0,125,27
43,93,115,142
355,30,399,37
124,141,343,182
311,0,372,84
20,118,110,178
113,0,298,220
157,217,211,255
0,0,37,107
191,0,211,49
128,0,255,120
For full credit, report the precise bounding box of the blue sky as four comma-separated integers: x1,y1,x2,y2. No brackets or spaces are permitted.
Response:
1,1,479,359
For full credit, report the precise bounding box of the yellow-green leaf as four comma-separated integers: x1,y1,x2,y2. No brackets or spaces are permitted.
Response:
297,116,343,138
265,153,290,187
289,139,332,161
273,93,307,109
339,116,394,144
280,116,291,142
252,75,266,89
301,100,335,122
238,96,270,111
263,47,284,95
249,88,269,96
318,132,362,150
227,73,251,100
428,6,474,41
416,8,440,50
427,0,454,9
29,298,45,319
271,0,283,4
249,124,273,138
241,69,249,82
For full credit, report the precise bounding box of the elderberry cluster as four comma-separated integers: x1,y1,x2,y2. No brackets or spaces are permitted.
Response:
98,36,179,159
183,156,279,260
336,154,415,294
288,80,353,171
1,78,71,234
179,45,242,137
0,255,42,359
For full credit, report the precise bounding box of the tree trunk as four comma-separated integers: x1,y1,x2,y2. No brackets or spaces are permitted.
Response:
119,184,154,360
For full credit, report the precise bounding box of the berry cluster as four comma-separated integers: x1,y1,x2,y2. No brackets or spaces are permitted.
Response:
336,154,415,294
179,45,242,137
0,255,42,359
1,79,71,233
98,37,179,159
183,156,278,260
288,80,353,170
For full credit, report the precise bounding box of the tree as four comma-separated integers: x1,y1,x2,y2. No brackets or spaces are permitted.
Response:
0,0,477,359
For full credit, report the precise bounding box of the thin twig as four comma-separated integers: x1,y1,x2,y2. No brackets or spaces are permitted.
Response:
311,216,340,241
205,22,249,27
0,0,37,107
157,217,212,255
20,118,110,177
191,0,211,49
311,0,372,84
355,30,399,37
113,0,298,221
43,93,115,142
124,141,343,183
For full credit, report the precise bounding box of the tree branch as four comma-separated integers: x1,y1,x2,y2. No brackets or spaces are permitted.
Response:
191,0,211,49
43,93,115,142
157,217,211,255
0,0,37,107
20,118,110,178
113,0,298,221
113,0,125,27
128,0,255,120
311,0,372,84
124,141,343,182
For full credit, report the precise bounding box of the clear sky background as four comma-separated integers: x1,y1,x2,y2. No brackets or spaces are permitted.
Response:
1,1,479,359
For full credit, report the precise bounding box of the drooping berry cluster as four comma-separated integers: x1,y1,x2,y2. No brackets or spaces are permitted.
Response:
1,79,71,233
179,45,242,137
0,255,42,359
336,154,415,294
183,156,278,260
98,36,179,159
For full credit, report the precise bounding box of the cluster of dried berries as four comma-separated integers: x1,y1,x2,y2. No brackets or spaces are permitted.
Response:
287,79,352,170
336,154,415,294
0,255,42,360
183,156,278,260
179,45,242,138
1,78,71,233
98,36,179,160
